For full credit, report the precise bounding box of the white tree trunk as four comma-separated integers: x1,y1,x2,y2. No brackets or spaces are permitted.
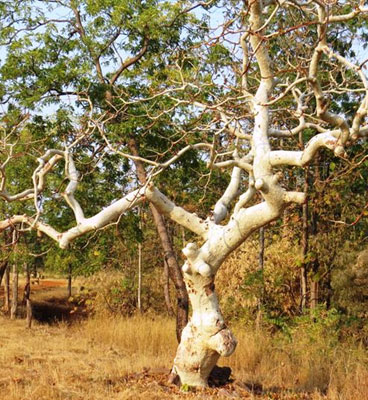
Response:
172,267,236,386
146,179,302,386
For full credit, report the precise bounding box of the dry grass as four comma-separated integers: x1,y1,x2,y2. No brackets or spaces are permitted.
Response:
1,281,367,399
1,314,367,399
0,315,179,400
220,325,368,400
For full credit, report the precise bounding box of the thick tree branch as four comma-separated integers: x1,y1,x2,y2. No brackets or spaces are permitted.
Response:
213,167,242,224
145,184,210,239
269,131,339,167
328,4,368,23
308,6,348,155
320,45,368,140
0,188,146,249
233,183,256,215
249,1,273,177
62,149,85,223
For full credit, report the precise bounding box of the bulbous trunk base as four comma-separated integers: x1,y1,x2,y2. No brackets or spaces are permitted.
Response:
172,320,237,387
172,244,237,387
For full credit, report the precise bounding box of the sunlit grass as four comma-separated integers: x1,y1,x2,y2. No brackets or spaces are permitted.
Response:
0,315,177,400
0,314,367,399
221,323,368,399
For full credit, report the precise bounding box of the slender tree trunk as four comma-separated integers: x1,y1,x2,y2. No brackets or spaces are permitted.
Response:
33,263,37,279
10,264,18,320
1,230,11,308
4,263,10,313
163,258,174,316
151,207,188,341
24,263,32,328
128,138,188,341
67,263,72,298
300,168,309,312
256,227,265,328
137,208,143,312
310,279,319,309
137,239,142,312
24,263,31,293
325,269,332,309
26,298,32,328
0,261,6,310
310,209,319,310
0,260,8,287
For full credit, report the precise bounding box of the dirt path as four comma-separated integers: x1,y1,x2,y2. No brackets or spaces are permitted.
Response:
0,278,66,296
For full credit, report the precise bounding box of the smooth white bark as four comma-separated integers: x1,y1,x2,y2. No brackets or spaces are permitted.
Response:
0,188,146,248
145,184,210,239
213,167,241,224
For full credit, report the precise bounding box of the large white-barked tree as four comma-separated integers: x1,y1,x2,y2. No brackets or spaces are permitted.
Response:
0,0,367,387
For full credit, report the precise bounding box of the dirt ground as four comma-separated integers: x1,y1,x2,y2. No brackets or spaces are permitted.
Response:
0,278,67,298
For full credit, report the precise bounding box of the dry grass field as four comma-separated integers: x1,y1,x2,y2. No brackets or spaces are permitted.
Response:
0,282,367,399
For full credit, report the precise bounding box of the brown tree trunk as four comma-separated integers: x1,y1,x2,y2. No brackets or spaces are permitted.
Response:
325,269,332,309
137,241,142,312
163,258,175,317
128,138,188,341
300,168,309,312
310,280,319,309
24,263,31,296
137,208,143,312
4,263,10,313
309,208,319,310
24,263,32,328
0,260,8,287
150,204,188,341
10,264,18,320
67,263,72,298
26,298,32,328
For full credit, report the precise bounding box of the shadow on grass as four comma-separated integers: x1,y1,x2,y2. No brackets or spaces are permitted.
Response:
12,295,87,325
32,297,86,324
